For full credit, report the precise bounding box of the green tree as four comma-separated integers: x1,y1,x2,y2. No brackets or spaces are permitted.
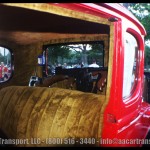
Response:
145,45,150,69
126,3,150,40
88,43,104,66
65,44,90,66
47,45,71,65
0,52,3,62
47,43,104,68
123,3,150,69
65,43,104,66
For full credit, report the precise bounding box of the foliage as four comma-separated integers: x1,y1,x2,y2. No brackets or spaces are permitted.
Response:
87,43,104,65
0,52,11,65
0,52,3,60
47,45,71,65
126,3,150,40
47,42,104,68
123,3,150,69
144,45,150,68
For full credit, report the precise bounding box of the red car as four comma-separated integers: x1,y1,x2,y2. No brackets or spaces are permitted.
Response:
0,3,149,147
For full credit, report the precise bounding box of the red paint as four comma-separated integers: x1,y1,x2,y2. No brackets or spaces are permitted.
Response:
47,3,149,147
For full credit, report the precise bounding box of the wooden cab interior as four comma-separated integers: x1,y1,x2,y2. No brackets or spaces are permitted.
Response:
0,3,112,96
0,3,114,147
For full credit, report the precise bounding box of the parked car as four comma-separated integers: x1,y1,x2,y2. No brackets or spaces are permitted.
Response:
0,3,149,147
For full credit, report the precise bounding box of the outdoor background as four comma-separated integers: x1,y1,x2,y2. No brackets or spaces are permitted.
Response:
122,3,150,71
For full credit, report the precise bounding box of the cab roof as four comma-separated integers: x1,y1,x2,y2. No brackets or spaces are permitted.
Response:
0,3,146,46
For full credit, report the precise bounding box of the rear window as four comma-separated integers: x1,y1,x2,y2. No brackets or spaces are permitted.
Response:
45,41,104,76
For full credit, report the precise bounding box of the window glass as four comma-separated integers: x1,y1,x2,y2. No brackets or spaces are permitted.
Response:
123,32,138,98
0,46,12,82
45,41,104,76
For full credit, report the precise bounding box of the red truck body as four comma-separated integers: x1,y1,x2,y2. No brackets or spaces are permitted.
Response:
49,3,149,147
0,3,149,147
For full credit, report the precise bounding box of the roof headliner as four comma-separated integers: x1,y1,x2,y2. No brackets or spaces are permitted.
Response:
0,4,110,45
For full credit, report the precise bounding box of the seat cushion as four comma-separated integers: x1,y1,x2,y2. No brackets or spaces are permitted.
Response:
0,86,105,147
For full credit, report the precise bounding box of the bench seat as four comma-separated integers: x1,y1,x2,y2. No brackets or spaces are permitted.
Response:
0,86,105,147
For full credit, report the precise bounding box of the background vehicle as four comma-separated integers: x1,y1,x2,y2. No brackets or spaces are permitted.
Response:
0,3,149,147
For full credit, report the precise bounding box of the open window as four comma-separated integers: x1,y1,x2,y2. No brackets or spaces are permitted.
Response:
45,41,105,76
42,34,109,95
